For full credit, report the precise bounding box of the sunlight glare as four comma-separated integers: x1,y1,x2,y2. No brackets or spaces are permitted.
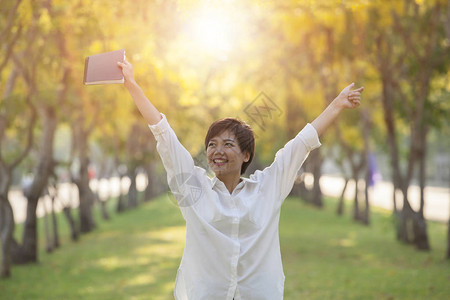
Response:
187,7,234,60
193,16,231,51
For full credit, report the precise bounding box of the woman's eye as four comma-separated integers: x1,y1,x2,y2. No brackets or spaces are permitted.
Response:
225,143,233,147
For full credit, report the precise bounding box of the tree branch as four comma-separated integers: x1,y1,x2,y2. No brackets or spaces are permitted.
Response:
10,95,37,170
0,0,22,38
0,24,23,74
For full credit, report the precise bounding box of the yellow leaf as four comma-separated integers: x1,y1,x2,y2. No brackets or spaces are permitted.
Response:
38,8,52,34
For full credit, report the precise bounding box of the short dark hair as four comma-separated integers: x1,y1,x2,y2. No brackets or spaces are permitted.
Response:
205,118,255,175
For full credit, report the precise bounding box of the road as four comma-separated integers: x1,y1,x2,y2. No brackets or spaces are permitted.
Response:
8,174,449,224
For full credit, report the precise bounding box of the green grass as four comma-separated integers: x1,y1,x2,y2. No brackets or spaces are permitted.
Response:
1,195,449,300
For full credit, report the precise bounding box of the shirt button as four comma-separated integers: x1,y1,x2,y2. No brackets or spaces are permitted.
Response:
233,217,239,223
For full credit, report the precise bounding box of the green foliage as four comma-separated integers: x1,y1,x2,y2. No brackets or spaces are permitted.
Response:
1,196,448,299
0,93,35,162
2,0,448,174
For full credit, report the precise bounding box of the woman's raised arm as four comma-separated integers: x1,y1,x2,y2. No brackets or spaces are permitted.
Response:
117,60,162,125
311,83,364,137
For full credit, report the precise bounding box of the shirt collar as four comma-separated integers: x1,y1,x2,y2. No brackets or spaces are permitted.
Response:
211,176,258,190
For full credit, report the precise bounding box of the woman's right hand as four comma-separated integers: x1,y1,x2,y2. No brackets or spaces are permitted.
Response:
117,59,136,89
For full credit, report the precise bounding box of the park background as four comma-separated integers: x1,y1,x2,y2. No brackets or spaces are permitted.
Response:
0,0,449,299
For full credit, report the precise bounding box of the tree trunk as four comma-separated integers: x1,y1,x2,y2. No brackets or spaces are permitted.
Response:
0,159,14,278
144,162,157,201
116,174,128,213
99,199,110,220
0,192,15,278
42,197,53,253
336,177,349,216
289,176,303,197
361,173,370,225
98,181,110,220
96,161,112,220
395,131,430,250
392,184,399,215
51,192,60,249
397,187,415,245
392,183,402,241
353,177,360,222
379,76,418,245
14,107,57,264
360,110,371,226
412,212,430,250
310,149,323,208
14,193,40,264
295,172,312,202
76,175,96,233
62,206,79,241
117,192,127,213
414,123,429,250
397,209,411,244
127,167,138,209
74,125,96,234
447,212,450,259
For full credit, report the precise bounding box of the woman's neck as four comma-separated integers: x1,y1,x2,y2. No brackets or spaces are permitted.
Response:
217,173,242,194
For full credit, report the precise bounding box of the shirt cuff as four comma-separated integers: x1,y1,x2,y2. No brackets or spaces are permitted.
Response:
298,123,322,151
148,113,169,136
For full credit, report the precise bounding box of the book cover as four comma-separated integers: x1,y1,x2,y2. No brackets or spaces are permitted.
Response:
83,49,125,85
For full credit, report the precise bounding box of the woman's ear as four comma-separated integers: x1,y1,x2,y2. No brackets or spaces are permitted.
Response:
243,151,250,162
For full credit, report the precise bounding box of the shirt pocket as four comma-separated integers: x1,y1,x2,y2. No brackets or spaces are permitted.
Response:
193,191,226,224
243,194,266,229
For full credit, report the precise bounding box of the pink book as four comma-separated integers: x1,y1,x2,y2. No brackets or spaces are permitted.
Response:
83,49,125,85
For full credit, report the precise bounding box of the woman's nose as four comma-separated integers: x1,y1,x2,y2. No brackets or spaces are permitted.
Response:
216,145,224,154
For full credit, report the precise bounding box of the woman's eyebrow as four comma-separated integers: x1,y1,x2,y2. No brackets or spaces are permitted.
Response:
223,138,236,143
209,137,236,143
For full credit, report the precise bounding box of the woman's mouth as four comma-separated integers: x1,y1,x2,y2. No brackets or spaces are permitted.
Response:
213,159,227,166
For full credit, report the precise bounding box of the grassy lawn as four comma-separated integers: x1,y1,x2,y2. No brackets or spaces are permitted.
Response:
0,195,448,299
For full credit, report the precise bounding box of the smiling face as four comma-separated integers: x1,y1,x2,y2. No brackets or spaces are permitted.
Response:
206,130,250,179
205,118,255,176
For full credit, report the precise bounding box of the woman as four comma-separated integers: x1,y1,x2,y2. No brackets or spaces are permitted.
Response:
118,60,363,300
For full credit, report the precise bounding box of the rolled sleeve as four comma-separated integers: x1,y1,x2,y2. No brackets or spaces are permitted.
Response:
298,123,321,151
148,113,170,137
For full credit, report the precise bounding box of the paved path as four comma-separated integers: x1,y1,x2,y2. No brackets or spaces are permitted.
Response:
315,174,449,223
9,177,127,224
8,175,449,224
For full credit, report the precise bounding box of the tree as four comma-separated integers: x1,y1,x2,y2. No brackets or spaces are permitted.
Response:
367,0,449,249
0,69,36,277
0,0,37,276
12,0,78,263
124,117,156,208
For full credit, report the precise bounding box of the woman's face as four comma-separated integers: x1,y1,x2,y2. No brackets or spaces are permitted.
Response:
206,130,250,178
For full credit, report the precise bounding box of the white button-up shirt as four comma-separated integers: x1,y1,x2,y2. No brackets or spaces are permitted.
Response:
149,114,321,300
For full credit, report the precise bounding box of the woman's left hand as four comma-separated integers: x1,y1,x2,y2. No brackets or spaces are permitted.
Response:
334,83,364,109
117,59,136,90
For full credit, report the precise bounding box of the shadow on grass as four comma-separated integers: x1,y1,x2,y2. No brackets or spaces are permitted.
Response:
2,195,449,300
280,197,450,300
1,195,186,300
